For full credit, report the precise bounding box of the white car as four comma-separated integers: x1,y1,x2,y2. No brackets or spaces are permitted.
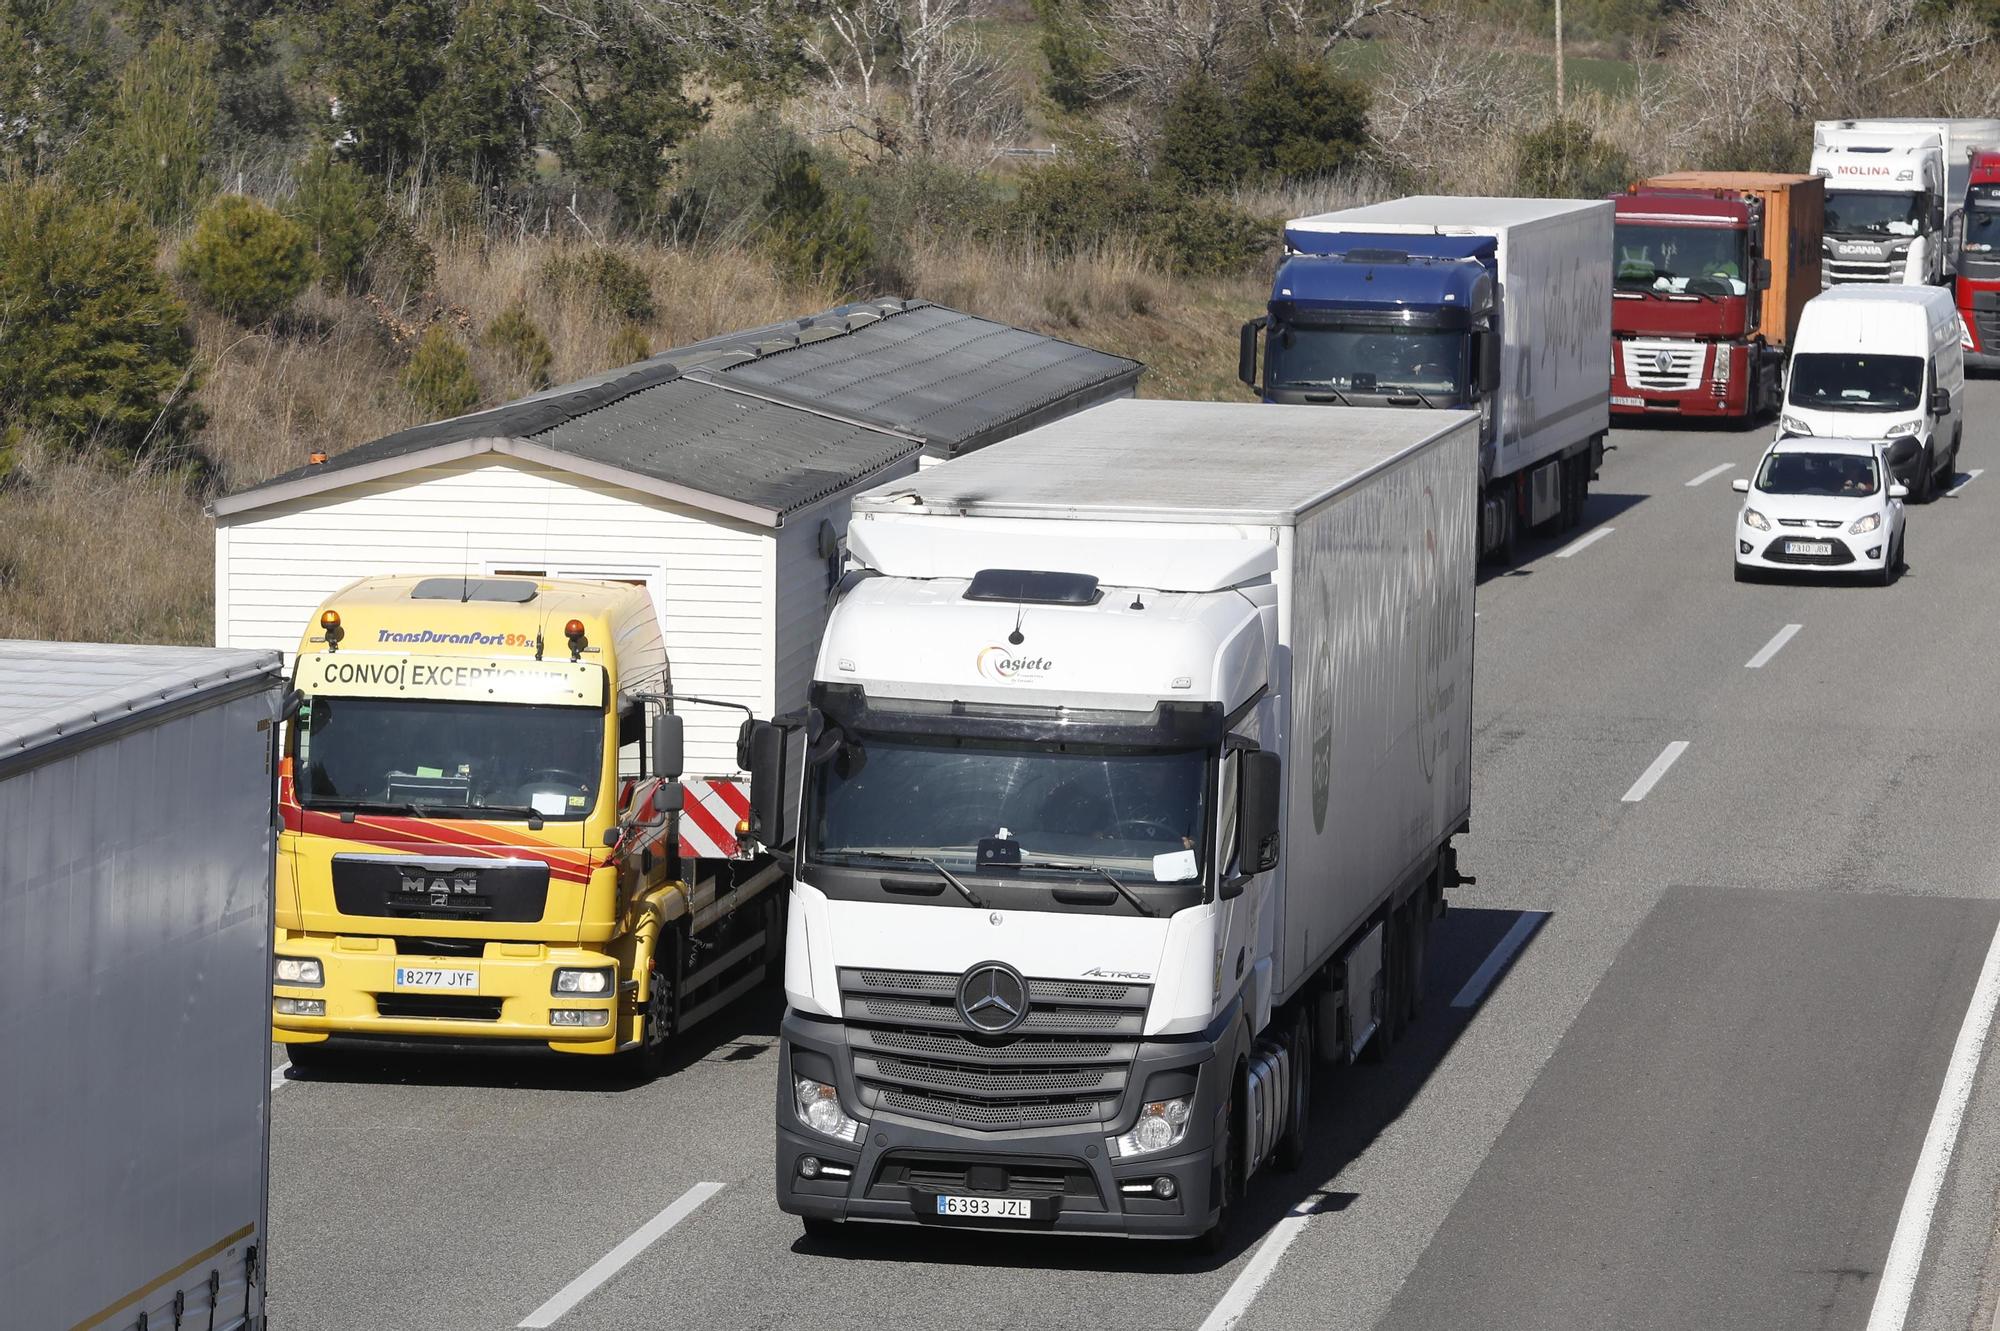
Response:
1733,437,1908,585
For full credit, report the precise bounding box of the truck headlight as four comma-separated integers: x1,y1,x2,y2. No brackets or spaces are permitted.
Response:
1891,242,1912,257
1850,512,1882,534
1884,419,1923,438
1111,1097,1193,1157
275,957,323,987
1743,508,1771,531
795,1078,864,1143
552,967,613,995
1780,415,1813,436
274,997,325,1016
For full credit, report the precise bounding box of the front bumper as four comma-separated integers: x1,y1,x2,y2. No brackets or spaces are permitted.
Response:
1736,527,1889,573
272,931,626,1054
775,1013,1225,1238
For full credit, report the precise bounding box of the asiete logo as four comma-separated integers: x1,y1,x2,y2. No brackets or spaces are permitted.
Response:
977,645,1053,682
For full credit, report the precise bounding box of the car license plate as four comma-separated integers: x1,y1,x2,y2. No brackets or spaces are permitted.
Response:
393,966,477,991
1787,540,1833,556
934,1194,1033,1220
1611,394,1645,407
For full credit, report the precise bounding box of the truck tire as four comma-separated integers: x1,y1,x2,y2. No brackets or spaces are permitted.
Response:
1195,1072,1245,1255
1404,896,1429,1025
1914,446,1937,503
1273,1008,1314,1173
801,1216,844,1242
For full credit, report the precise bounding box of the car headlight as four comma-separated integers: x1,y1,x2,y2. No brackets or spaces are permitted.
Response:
275,956,323,987
1780,414,1813,436
1850,512,1882,534
794,1078,865,1142
1884,419,1923,438
552,967,613,996
1742,508,1771,531
1111,1097,1193,1157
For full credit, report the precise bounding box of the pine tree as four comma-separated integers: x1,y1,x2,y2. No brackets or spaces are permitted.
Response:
401,324,479,417
179,194,316,324
79,32,218,228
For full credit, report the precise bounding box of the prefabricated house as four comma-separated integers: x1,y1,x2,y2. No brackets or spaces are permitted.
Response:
210,299,1142,773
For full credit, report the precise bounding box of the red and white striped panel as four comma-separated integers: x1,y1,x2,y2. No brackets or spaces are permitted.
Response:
678,777,752,860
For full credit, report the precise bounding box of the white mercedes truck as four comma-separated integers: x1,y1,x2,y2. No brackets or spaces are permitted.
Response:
748,400,1477,1247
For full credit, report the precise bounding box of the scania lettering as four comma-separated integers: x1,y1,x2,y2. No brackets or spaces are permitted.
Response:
1812,118,2000,286
1239,196,1611,562
752,400,1477,1247
273,574,784,1071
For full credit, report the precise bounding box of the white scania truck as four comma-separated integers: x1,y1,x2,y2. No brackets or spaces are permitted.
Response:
1813,118,2000,286
746,400,1477,1246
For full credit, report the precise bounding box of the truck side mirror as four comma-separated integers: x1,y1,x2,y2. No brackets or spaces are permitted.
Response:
651,712,683,780
1476,331,1500,393
742,719,790,848
1238,317,1265,391
1752,257,1772,290
1239,750,1282,875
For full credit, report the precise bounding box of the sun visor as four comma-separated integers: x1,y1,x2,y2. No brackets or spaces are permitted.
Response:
847,520,1278,593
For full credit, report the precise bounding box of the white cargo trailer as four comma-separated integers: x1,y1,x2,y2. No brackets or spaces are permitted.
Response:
756,399,1477,1246
1246,196,1612,559
0,642,282,1331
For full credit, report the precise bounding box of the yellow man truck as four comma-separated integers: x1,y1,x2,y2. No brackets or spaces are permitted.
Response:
272,574,783,1072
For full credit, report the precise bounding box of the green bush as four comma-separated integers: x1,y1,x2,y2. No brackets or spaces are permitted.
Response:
1158,77,1245,193
665,114,819,243
0,182,196,455
484,302,553,387
538,249,655,322
179,194,316,324
293,148,385,293
1032,0,1107,113
761,149,875,291
1010,154,1273,275
1149,194,1273,275
363,212,437,308
607,324,652,367
80,32,217,229
1237,57,1369,183
401,324,478,416
1514,118,1632,199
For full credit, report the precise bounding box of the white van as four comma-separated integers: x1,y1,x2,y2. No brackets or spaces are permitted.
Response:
1781,285,1964,500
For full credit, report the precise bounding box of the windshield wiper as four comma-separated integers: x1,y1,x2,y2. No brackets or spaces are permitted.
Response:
1011,857,1158,916
837,850,984,907
446,802,547,829
1295,385,1355,405
308,797,429,818
1385,386,1440,407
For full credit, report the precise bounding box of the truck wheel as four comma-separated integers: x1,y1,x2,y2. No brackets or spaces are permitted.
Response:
1405,897,1429,1025
801,1216,844,1243
1914,448,1937,503
1195,1075,1244,1255
1274,1008,1314,1173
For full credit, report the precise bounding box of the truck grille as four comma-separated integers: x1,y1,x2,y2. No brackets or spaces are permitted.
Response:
839,968,1149,1132
1621,340,1704,392
1824,258,1895,284
869,1151,1104,1207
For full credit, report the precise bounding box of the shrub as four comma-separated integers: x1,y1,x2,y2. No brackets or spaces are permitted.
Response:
1514,119,1633,199
665,113,818,243
81,32,218,229
401,324,478,417
538,249,656,322
761,149,875,291
363,212,437,309
1009,154,1152,259
1158,76,1245,193
484,302,553,387
293,148,385,292
1148,195,1273,275
0,182,196,456
180,194,316,324
607,324,652,367
1237,57,1370,184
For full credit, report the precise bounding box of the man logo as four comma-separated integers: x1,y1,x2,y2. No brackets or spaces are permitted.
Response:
400,870,477,906
956,962,1030,1034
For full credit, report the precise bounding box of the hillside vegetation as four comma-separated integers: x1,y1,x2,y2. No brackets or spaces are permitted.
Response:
4,0,1998,642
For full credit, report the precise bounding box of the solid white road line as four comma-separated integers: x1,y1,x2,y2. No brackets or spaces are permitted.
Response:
271,1061,291,1091
1198,1193,1330,1331
1451,911,1551,1010
1865,919,2000,1331
1949,468,1986,496
1686,463,1736,487
1745,623,1803,670
1553,527,1615,559
1621,741,1690,803
518,1182,726,1328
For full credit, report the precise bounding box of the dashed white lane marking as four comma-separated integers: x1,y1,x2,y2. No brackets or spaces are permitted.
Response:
1198,1193,1331,1331
1553,527,1615,559
1949,468,1985,496
519,1182,726,1327
1865,918,2000,1331
1621,741,1690,803
271,1061,291,1091
1686,463,1736,487
1451,911,1551,1010
1745,623,1803,670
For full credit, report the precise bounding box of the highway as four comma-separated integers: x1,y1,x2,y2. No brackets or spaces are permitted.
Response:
267,383,2000,1331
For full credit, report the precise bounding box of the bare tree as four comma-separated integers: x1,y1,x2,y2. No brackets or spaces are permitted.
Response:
802,0,1023,161
1258,0,1403,58
1079,0,1260,107
1367,5,1533,188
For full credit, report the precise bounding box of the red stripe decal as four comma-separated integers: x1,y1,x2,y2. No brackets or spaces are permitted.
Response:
678,795,734,857
710,780,751,819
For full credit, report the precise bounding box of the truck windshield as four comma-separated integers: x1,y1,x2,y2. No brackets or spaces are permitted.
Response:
296,696,603,820
809,736,1208,882
1266,324,1463,394
1964,204,2000,254
1615,224,1749,294
1787,353,1923,413
1824,190,1923,237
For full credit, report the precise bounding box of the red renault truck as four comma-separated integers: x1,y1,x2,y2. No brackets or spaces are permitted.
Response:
1956,150,2000,368
1611,173,1824,421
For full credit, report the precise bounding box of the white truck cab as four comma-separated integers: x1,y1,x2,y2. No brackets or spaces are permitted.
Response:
1781,285,1963,501
1813,119,2000,287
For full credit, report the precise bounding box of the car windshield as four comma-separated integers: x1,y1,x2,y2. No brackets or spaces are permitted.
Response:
296,695,603,820
1266,324,1464,395
1615,223,1750,293
809,735,1209,881
1787,352,1924,413
1824,190,1924,237
1757,452,1881,496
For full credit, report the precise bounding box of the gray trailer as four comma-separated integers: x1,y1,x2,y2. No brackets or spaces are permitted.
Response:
1,642,282,1331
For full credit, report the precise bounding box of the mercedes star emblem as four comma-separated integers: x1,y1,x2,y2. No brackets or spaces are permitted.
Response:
956,961,1030,1034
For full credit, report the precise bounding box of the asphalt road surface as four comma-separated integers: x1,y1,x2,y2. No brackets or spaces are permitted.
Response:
267,384,2000,1331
